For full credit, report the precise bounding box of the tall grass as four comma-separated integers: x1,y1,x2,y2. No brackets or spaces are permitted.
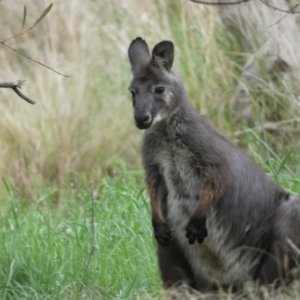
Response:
1,0,298,199
0,0,299,195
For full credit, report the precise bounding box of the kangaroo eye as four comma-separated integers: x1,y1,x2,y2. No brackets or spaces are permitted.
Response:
155,87,165,94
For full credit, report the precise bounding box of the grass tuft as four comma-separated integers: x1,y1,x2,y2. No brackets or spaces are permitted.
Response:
0,168,160,299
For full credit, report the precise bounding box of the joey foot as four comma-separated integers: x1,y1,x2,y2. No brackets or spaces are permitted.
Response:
152,218,172,246
185,215,207,244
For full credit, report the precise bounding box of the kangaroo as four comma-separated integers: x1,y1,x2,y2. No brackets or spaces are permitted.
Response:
128,37,300,292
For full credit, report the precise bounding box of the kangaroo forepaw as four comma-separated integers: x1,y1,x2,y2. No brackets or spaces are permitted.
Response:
185,216,207,245
153,220,172,246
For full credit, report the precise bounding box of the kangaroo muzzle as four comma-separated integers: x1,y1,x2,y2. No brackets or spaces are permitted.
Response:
134,113,152,129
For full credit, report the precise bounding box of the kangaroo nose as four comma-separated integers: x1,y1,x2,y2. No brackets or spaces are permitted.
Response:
134,113,152,129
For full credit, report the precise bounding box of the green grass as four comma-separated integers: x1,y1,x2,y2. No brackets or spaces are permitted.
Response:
0,149,299,299
0,165,160,299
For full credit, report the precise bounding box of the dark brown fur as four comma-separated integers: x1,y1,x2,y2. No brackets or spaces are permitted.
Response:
128,37,300,292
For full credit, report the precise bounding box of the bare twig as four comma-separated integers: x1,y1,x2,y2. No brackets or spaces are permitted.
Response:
189,0,300,13
0,80,35,104
268,11,290,27
260,0,300,14
78,182,96,292
189,0,248,5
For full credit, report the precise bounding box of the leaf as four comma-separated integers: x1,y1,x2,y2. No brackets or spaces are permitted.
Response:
22,5,27,30
33,3,53,27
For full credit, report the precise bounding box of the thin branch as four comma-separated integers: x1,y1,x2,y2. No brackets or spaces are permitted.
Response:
260,0,300,14
189,0,300,13
78,182,96,292
0,42,70,78
189,0,248,5
268,11,290,27
0,80,35,104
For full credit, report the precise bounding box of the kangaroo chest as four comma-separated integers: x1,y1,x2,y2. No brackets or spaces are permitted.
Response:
156,138,202,236
155,138,260,287
158,140,201,202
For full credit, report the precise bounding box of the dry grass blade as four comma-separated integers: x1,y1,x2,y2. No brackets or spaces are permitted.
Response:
78,182,96,292
0,2,68,77
0,41,70,77
2,3,52,43
33,3,53,27
22,5,27,30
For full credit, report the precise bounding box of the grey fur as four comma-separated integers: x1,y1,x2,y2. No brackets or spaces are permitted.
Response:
128,37,300,292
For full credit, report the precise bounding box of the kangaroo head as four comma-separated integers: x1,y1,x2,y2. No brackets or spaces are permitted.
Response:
128,37,179,130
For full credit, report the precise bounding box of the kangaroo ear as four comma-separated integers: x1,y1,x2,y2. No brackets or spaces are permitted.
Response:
128,37,150,74
152,41,174,71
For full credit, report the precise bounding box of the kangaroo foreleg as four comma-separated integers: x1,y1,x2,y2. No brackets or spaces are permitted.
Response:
185,166,226,244
147,178,172,246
